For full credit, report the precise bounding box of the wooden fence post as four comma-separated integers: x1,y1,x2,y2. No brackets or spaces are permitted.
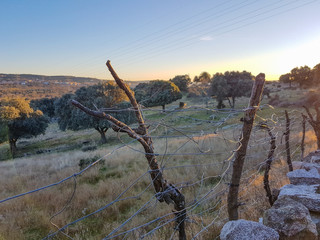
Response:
284,110,293,171
301,114,307,161
227,73,265,221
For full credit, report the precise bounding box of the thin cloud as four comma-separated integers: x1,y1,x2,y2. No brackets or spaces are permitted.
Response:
199,36,213,41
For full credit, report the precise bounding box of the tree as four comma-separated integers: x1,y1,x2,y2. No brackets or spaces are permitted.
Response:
30,97,57,119
209,73,230,109
55,82,135,144
224,71,254,108
312,63,320,86
134,80,182,111
0,97,49,155
209,71,254,108
0,121,8,143
198,72,211,83
169,75,191,92
279,73,292,87
290,65,312,88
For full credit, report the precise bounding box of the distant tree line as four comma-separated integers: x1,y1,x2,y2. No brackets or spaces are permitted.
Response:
168,70,254,109
0,68,265,156
0,80,185,156
279,63,320,88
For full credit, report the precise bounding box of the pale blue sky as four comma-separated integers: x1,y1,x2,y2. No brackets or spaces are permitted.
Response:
1,0,320,80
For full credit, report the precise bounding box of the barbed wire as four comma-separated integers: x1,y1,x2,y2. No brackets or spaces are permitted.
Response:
0,101,317,239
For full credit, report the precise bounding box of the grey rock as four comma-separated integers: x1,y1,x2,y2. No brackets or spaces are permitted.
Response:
292,161,320,174
220,219,279,240
303,151,320,163
287,168,320,185
279,184,320,212
311,155,320,164
292,161,303,170
310,212,320,240
264,196,318,239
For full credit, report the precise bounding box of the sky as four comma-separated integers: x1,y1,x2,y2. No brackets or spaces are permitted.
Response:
0,0,320,81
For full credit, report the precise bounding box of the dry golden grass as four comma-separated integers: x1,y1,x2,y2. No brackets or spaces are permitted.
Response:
0,90,318,239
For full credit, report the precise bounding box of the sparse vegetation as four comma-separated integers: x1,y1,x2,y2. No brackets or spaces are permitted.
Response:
0,83,319,239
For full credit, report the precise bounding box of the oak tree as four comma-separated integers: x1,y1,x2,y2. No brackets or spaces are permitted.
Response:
55,82,135,144
0,97,49,155
169,75,191,92
209,71,254,108
134,80,182,111
290,66,312,88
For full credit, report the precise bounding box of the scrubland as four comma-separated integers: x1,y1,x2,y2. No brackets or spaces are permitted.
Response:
0,85,318,239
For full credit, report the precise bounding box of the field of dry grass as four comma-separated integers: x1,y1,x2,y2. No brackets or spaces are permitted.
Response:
0,86,318,239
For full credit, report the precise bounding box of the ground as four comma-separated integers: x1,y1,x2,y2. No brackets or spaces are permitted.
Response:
0,85,319,239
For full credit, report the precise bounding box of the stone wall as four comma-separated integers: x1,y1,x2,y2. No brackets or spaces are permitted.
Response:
220,150,320,240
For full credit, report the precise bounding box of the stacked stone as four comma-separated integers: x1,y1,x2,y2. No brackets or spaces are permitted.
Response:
263,151,320,240
220,151,320,240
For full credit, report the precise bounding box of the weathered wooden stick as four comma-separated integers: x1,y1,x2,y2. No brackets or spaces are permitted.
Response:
303,105,320,149
301,114,307,161
284,110,293,171
227,73,265,221
72,61,186,240
106,60,146,135
259,124,276,206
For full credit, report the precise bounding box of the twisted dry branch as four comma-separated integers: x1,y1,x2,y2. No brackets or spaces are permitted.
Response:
71,60,186,240
258,123,276,206
303,105,320,149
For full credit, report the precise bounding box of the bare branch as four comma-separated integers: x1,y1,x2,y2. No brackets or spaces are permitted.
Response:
259,123,276,206
72,62,187,239
303,105,314,122
71,100,150,151
303,105,320,149
301,113,307,161
106,60,146,135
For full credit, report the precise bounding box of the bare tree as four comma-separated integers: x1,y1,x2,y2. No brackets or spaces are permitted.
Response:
227,73,265,221
72,61,186,240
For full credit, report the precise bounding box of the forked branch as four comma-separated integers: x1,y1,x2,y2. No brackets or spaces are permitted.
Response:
72,60,186,240
106,60,146,135
303,105,320,149
258,123,276,206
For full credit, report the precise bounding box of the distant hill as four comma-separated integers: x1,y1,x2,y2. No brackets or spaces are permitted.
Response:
0,73,150,100
0,73,104,84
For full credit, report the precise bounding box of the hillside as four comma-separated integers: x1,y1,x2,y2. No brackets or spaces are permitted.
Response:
1,80,319,239
0,73,148,100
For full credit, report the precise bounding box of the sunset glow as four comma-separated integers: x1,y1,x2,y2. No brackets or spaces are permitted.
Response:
0,0,319,80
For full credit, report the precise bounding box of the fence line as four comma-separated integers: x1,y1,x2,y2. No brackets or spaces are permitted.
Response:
0,96,316,239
